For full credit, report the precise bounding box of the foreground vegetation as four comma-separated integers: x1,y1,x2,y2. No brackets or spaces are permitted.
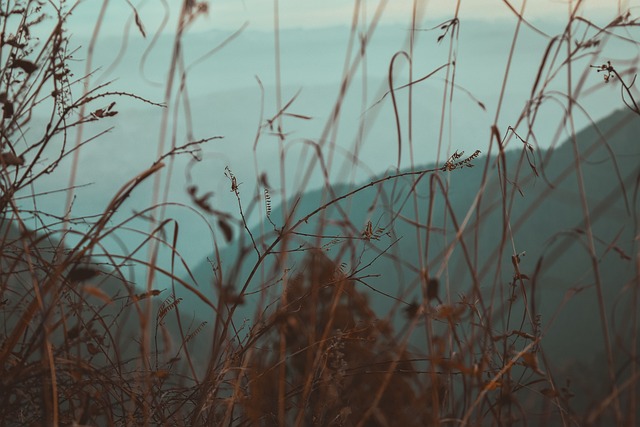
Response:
1,1,639,426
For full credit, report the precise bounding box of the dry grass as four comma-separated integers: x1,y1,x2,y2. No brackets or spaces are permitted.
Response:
1,1,639,426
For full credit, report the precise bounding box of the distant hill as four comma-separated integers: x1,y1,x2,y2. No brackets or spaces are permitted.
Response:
175,108,640,418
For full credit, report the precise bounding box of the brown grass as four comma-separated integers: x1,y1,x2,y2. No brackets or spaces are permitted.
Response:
1,1,639,426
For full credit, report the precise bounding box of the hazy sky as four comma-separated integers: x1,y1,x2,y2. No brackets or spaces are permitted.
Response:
23,0,640,266
67,0,638,36
208,0,635,29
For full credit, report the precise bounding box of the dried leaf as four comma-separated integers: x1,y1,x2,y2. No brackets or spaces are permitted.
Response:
135,289,162,301
0,152,24,166
222,286,245,305
403,301,420,319
259,173,271,189
191,190,215,213
283,112,312,120
10,59,37,74
2,101,14,119
520,352,544,375
155,370,169,379
426,278,439,301
83,286,112,304
86,343,100,355
92,102,118,119
134,10,146,38
68,267,100,282
67,325,81,340
541,388,561,398
434,304,465,321
218,219,233,242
